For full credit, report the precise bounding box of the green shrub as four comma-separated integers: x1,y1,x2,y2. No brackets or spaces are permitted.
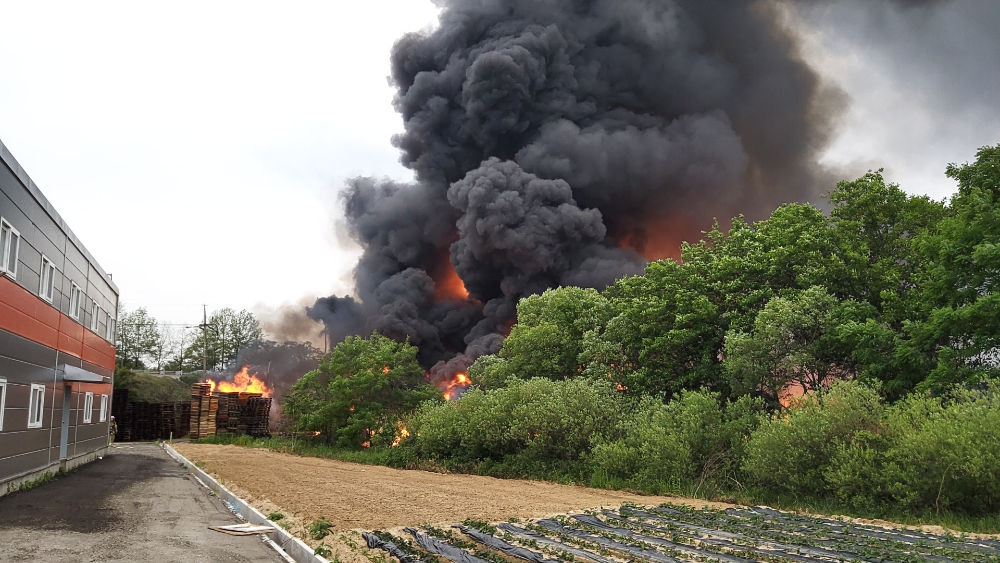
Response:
743,380,883,497
591,390,764,494
591,400,691,493
308,517,332,540
408,378,625,468
824,383,1000,515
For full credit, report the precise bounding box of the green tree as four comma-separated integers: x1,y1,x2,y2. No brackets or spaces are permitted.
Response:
116,306,159,369
829,171,947,324
283,332,440,448
589,258,722,400
914,145,1000,390
724,287,874,407
469,287,613,386
176,308,262,371
209,308,263,369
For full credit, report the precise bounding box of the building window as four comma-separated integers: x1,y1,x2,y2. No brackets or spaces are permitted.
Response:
90,302,100,331
70,283,83,319
83,392,94,424
0,218,19,278
0,378,7,432
39,255,55,302
99,394,108,422
28,384,44,428
106,316,116,343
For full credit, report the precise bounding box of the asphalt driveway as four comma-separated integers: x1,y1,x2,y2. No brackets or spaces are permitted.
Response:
0,443,286,562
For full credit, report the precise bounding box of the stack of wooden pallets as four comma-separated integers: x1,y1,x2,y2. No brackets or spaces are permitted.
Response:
189,382,219,439
245,397,272,437
174,402,191,437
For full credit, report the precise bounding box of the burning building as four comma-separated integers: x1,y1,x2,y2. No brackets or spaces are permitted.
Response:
307,0,842,397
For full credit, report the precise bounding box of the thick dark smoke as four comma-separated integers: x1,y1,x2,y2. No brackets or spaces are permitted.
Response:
310,0,847,386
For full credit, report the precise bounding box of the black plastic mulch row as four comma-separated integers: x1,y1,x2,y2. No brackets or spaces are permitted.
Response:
610,508,830,563
496,523,619,563
650,504,998,562
364,532,426,563
454,525,561,563
534,518,684,563
651,506,916,562
403,528,490,563
626,506,907,563
648,506,920,563
571,514,757,563
727,506,1000,557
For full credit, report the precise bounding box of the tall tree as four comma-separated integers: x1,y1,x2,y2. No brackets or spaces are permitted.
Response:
724,286,874,407
283,332,440,448
916,145,1000,390
116,307,159,369
209,308,263,369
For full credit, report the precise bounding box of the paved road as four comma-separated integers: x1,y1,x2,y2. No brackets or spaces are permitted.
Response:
0,443,286,562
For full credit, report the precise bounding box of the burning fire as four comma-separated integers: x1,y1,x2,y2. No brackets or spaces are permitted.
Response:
614,217,694,261
204,366,272,397
442,372,471,401
391,423,410,447
434,261,470,301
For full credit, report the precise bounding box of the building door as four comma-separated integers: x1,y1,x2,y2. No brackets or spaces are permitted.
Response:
59,385,71,459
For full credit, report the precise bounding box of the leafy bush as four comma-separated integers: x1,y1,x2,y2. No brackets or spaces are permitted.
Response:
406,378,626,470
308,517,332,540
283,332,441,448
827,383,1000,514
742,380,883,497
591,390,764,495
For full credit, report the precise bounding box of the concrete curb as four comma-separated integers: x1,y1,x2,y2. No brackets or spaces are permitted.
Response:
162,443,331,563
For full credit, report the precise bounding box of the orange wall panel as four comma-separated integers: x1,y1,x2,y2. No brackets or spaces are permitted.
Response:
0,276,116,371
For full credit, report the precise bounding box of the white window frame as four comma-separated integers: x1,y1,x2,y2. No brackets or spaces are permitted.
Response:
99,393,108,423
39,255,55,302
90,302,100,331
106,316,116,343
0,378,7,432
83,391,94,424
28,384,45,429
0,217,19,278
70,283,83,319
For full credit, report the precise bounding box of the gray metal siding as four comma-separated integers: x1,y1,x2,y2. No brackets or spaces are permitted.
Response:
0,146,119,340
0,333,112,479
0,138,117,483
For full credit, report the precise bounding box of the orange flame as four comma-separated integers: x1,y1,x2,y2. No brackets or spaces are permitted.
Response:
434,262,470,301
205,366,272,397
391,423,410,447
442,372,471,401
614,217,696,261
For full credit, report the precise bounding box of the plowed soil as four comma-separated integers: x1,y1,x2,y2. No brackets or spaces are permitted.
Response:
172,443,720,531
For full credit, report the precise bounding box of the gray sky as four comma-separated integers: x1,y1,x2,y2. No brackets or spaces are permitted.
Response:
1,0,995,331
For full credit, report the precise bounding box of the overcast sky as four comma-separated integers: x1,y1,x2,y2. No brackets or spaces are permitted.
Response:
1,1,996,332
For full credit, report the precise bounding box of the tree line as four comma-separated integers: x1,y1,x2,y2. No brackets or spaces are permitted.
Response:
281,145,1000,520
115,306,262,372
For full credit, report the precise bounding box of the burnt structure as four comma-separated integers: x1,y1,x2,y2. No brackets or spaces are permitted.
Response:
0,138,119,494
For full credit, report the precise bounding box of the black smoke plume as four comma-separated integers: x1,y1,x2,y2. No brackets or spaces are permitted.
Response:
311,0,845,387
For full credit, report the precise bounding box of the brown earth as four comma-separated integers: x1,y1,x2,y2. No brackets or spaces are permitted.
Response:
172,443,1000,563
172,443,725,532
175,442,734,563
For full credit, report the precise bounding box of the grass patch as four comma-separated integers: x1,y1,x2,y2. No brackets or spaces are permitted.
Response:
4,468,65,495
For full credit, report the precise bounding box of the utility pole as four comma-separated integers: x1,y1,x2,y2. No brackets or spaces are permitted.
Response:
200,305,209,378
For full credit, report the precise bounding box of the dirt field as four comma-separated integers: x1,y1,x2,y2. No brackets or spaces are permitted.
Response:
173,444,1000,563
173,443,715,531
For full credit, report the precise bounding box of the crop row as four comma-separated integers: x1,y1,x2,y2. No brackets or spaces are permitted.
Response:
365,504,1000,563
